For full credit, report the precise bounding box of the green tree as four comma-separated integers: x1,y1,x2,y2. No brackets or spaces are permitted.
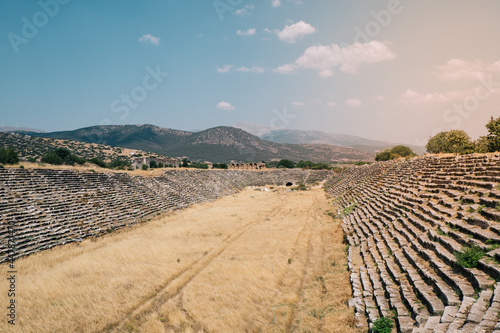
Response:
0,147,19,165
474,136,490,153
142,164,148,170
390,145,415,157
446,130,474,154
375,150,392,161
426,130,473,154
150,160,158,168
486,116,500,152
277,159,295,169
296,160,315,169
426,131,449,154
182,158,189,167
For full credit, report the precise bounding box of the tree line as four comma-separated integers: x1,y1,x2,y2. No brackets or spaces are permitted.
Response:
426,116,500,154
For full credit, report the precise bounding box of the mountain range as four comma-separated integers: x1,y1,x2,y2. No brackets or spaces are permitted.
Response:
14,124,376,163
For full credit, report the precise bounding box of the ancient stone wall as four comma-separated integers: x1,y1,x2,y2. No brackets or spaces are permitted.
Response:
0,168,331,263
325,154,500,332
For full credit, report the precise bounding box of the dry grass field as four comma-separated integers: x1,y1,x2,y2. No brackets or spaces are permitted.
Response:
0,187,354,333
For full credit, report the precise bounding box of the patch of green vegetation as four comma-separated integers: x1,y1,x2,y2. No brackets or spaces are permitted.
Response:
486,239,500,252
342,203,356,215
477,205,485,213
372,317,394,333
455,245,485,268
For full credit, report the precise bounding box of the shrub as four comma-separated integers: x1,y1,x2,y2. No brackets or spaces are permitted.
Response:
213,163,228,169
108,159,130,169
157,162,164,168
141,164,148,171
455,245,485,268
150,160,158,169
89,158,106,168
372,317,393,333
27,157,37,163
0,164,4,168
41,151,63,165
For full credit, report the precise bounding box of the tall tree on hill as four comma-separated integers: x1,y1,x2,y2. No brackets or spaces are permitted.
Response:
486,116,500,152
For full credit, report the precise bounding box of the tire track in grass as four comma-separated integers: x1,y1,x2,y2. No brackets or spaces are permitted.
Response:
107,192,287,332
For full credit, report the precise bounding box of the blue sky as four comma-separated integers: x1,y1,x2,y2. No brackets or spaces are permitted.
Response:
1,0,500,146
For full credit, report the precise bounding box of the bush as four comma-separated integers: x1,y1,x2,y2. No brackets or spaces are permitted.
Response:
27,157,37,163
0,164,4,168
157,162,164,168
41,151,63,165
372,317,393,333
455,245,484,268
142,164,148,171
150,160,158,168
108,159,130,169
213,163,228,169
89,158,106,168
68,155,86,165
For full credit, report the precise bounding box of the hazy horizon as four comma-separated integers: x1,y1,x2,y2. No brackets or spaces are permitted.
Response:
2,1,500,147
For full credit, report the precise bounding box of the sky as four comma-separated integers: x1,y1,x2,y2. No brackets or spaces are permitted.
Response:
1,0,500,146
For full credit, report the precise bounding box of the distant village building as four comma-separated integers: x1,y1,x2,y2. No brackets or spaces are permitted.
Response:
131,156,179,169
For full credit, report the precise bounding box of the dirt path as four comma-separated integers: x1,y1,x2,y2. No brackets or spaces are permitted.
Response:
0,187,354,333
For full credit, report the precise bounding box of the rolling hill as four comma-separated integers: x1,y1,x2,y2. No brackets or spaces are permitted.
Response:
20,124,374,163
233,122,425,155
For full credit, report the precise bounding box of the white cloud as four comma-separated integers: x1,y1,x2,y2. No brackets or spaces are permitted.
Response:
216,101,235,111
138,34,160,45
400,89,471,105
236,28,256,36
375,95,387,101
272,0,281,7
217,65,233,73
274,41,396,77
291,101,305,106
436,59,500,81
235,66,264,73
327,102,337,107
276,20,317,44
273,63,296,75
345,99,362,107
233,4,254,15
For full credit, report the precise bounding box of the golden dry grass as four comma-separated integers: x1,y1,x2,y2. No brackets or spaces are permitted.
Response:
0,187,354,333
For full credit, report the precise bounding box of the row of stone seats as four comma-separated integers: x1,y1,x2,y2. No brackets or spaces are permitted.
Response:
326,154,500,332
0,168,332,263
